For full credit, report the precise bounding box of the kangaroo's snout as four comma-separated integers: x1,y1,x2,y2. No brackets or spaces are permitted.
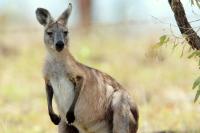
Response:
56,41,64,52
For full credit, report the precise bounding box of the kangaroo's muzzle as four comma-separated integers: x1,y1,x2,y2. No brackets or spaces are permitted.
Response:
56,41,64,52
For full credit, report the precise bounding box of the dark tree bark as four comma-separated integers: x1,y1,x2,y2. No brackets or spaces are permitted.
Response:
168,0,200,50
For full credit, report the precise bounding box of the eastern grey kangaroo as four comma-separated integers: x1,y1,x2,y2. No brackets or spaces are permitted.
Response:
36,3,139,133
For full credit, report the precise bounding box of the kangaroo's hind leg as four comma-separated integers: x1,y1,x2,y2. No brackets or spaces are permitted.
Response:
58,120,79,133
128,96,139,133
112,91,138,133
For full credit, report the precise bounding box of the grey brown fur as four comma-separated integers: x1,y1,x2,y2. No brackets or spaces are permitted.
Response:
36,3,139,133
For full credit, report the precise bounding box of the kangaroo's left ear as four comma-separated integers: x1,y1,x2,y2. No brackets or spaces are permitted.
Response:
57,3,72,25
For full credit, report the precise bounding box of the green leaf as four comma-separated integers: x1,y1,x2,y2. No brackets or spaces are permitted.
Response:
192,76,200,89
188,50,200,59
194,89,200,103
160,35,167,44
192,0,200,8
191,0,194,5
195,0,200,8
165,37,170,44
154,35,169,49
188,52,197,59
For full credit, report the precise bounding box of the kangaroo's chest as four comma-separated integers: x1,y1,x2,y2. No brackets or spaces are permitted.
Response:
48,63,75,121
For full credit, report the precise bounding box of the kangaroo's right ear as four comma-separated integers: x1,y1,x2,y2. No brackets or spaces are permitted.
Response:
57,3,72,25
36,8,53,26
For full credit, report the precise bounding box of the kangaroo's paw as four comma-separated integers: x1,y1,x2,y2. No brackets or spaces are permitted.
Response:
66,111,75,124
50,113,61,125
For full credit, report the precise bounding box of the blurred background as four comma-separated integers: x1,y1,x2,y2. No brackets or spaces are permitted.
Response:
0,0,200,132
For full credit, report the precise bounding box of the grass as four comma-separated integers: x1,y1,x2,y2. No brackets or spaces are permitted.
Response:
0,25,200,133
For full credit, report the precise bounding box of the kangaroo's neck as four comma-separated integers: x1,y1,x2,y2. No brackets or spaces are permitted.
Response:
46,49,82,75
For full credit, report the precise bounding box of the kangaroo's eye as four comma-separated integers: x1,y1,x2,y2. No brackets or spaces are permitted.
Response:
47,31,53,37
64,31,68,36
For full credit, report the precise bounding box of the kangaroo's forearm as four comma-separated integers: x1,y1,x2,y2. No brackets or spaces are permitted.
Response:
67,75,84,123
45,83,60,125
70,76,84,111
46,84,53,113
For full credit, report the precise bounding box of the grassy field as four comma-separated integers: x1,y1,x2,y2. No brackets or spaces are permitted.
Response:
0,25,200,133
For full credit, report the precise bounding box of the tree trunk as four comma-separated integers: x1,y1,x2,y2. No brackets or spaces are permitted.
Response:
78,0,92,28
168,0,200,50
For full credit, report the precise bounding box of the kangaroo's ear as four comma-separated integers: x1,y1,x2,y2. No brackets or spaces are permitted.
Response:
36,8,53,26
57,3,72,25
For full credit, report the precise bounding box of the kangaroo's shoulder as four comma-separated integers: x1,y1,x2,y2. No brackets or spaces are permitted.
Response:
79,63,124,90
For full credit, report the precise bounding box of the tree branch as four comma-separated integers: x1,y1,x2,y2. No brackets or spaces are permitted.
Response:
168,0,200,50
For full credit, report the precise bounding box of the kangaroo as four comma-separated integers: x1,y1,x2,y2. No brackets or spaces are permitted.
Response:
36,3,139,133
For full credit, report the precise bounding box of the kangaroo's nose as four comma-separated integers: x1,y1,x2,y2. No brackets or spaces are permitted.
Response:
55,41,64,52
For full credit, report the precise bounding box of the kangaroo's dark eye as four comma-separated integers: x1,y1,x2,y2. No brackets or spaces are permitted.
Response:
47,31,53,37
64,31,68,36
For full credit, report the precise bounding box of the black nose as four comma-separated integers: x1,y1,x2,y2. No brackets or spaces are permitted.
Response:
55,41,64,52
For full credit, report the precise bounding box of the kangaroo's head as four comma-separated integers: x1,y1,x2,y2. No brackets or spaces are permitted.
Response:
36,3,72,53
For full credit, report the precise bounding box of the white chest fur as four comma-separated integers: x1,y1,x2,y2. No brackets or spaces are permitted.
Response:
50,77,74,120
48,62,75,121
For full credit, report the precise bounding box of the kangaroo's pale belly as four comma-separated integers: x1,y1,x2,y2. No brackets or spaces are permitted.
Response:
50,76,74,122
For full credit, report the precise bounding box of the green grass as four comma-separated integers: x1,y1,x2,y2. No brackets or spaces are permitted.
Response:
0,28,200,133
